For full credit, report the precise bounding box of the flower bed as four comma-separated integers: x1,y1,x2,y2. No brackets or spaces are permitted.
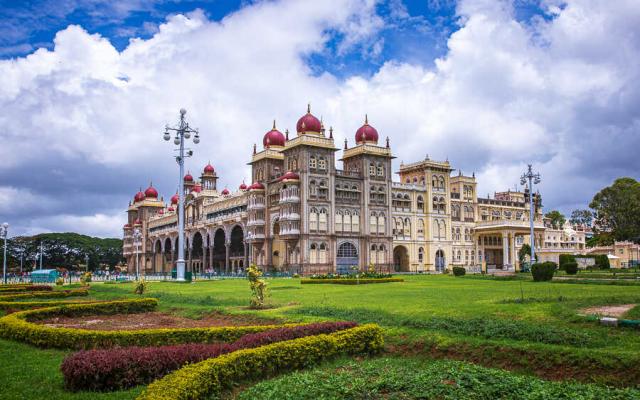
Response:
62,321,357,391
137,324,383,400
301,278,404,285
0,299,289,349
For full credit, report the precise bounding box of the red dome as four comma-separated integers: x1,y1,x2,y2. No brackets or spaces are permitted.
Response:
167,206,175,212
171,193,179,205
296,105,322,133
134,219,142,225
221,188,230,195
184,173,194,182
249,182,265,191
123,223,131,229
355,115,379,144
134,190,145,202
263,120,286,147
204,163,215,174
279,171,300,181
239,182,248,190
144,184,158,198
158,209,164,215
191,183,202,193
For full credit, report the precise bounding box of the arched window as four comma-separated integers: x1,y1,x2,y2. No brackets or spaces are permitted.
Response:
417,219,425,239
464,228,470,242
377,213,385,234
335,210,343,232
369,163,376,176
319,243,327,263
432,175,438,187
309,207,318,231
370,212,377,234
452,204,460,220
417,195,424,211
309,156,317,169
377,163,384,176
319,208,327,232
404,217,411,239
310,243,318,263
352,210,360,232
337,242,358,257
418,247,424,263
440,219,446,240
457,250,462,261
370,244,378,264
439,176,445,189
343,210,352,233
309,179,317,196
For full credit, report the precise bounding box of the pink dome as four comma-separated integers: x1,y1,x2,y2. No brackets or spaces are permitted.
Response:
355,115,379,144
296,105,322,133
134,219,142,225
204,163,215,174
279,171,300,181
191,184,202,193
171,193,179,205
134,190,145,203
239,182,248,190
221,188,230,195
144,184,158,198
184,173,194,182
123,223,131,229
167,206,175,212
158,209,164,215
263,121,286,147
249,182,265,191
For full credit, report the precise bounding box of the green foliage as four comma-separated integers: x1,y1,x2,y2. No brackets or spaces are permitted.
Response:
133,278,147,295
80,272,92,285
570,209,594,227
137,324,384,400
590,177,640,242
518,243,537,264
595,254,611,269
545,210,566,229
559,254,576,270
565,261,579,275
247,264,268,308
0,299,283,349
56,277,64,286
452,266,466,277
238,357,640,400
301,278,403,285
531,262,557,282
0,288,88,303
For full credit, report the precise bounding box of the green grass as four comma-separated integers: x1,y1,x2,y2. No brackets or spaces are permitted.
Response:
2,275,640,399
234,356,640,400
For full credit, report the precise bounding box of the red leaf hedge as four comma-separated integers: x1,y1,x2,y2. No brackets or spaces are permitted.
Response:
61,321,356,392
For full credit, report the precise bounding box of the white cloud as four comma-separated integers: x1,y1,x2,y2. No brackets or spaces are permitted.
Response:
0,0,639,237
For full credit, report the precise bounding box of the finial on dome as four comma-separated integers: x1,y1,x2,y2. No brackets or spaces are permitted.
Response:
472,171,475,178
365,114,368,125
285,129,289,140
459,170,462,176
329,126,333,139
272,119,276,130
386,136,390,148
253,143,257,154
425,154,429,160
307,103,311,113
344,138,348,150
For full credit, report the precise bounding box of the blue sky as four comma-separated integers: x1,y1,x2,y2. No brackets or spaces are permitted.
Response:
0,0,638,237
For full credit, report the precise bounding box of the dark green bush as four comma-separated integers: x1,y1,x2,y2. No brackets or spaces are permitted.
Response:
452,267,466,277
558,254,576,270
564,262,578,275
595,254,610,269
301,278,403,285
531,262,557,282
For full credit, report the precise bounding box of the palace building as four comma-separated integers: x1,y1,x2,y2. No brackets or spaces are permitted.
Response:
123,105,557,276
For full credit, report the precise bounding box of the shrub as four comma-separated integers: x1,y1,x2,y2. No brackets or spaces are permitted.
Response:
134,278,147,295
247,264,268,308
558,254,576,270
137,324,384,400
0,285,52,293
531,262,557,282
80,272,92,284
301,278,403,285
564,261,578,275
0,299,289,349
292,273,300,278
62,321,357,391
0,288,88,302
55,277,64,286
452,267,466,277
595,254,610,269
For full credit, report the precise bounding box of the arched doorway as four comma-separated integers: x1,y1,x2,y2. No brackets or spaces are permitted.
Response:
154,240,162,274
191,232,203,274
212,228,226,273
230,225,245,273
271,220,285,270
163,238,172,274
337,242,358,275
393,245,409,272
435,249,446,272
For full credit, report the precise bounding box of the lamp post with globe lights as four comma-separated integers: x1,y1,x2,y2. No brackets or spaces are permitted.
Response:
1,223,8,284
133,227,142,280
163,108,199,281
520,164,541,265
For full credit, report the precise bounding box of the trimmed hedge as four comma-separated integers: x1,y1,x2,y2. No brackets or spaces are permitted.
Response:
531,262,557,282
0,285,52,293
0,299,289,349
0,288,88,302
558,254,576,270
452,267,466,277
62,321,357,391
0,299,98,311
137,324,384,400
301,278,403,285
564,261,578,275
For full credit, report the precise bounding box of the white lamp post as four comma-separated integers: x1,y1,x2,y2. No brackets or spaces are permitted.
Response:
163,108,199,281
1,222,8,284
520,164,541,265
133,228,142,280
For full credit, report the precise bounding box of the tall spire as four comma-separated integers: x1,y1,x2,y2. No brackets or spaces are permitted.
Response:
285,128,289,140
307,103,311,113
329,126,333,139
272,119,276,130
344,138,348,150
365,114,368,125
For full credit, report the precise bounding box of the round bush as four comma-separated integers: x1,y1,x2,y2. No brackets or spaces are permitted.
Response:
531,262,557,282
452,267,466,277
564,261,578,275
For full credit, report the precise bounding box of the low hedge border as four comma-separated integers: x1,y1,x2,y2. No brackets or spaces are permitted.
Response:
0,285,52,293
301,278,404,285
0,299,294,349
137,324,384,400
0,289,88,302
62,321,358,391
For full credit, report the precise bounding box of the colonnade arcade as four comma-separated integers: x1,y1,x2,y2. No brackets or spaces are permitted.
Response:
474,225,544,271
149,224,248,275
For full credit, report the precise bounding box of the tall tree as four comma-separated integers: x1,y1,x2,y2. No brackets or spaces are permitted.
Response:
544,210,566,229
569,209,593,227
589,177,640,242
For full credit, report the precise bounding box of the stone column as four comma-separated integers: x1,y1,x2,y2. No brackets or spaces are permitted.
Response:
509,232,516,270
225,242,230,274
244,242,249,269
502,232,508,269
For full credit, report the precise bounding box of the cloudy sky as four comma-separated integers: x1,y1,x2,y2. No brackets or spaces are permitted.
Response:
0,0,638,238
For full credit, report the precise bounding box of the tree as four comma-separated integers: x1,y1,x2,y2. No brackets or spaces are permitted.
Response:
544,210,566,229
569,209,593,227
518,243,537,264
589,177,640,243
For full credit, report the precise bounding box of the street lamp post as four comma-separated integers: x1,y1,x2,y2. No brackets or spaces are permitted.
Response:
1,223,8,284
133,228,142,280
163,108,199,282
520,164,541,265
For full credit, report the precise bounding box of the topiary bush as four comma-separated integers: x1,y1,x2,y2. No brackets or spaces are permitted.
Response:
531,262,557,282
564,261,578,275
595,254,610,269
559,254,576,270
61,321,357,391
452,267,466,277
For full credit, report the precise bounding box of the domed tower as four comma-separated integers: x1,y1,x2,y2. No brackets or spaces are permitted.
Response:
201,162,218,191
183,172,195,195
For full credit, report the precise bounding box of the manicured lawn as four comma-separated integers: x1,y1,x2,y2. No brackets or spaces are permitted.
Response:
1,275,640,399
235,356,640,400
